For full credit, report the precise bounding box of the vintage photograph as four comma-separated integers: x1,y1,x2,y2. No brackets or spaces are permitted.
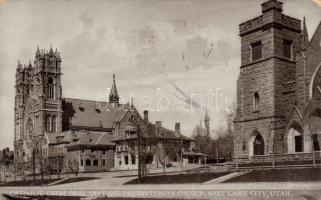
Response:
0,0,321,199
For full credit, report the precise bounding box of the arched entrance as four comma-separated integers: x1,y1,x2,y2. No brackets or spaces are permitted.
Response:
249,132,265,157
287,127,303,153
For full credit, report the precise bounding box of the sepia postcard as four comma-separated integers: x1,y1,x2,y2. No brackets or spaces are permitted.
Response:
0,0,321,199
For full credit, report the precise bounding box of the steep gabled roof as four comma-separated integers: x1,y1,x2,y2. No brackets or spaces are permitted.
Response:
62,98,128,130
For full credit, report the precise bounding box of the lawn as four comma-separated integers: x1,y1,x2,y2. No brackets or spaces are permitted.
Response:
124,172,230,184
52,177,97,185
224,168,321,183
0,179,61,187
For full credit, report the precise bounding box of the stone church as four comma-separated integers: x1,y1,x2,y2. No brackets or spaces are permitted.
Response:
234,0,321,162
14,47,196,173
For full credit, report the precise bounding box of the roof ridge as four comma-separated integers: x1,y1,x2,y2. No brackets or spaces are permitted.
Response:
95,132,106,144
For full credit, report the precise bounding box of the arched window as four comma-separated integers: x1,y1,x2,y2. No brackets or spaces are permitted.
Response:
46,116,51,132
26,119,33,138
86,159,91,166
52,116,57,133
253,92,259,109
47,78,54,99
93,160,98,166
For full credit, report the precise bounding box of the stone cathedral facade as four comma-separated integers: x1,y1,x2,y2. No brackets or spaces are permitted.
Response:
14,48,63,168
234,0,321,162
14,47,195,173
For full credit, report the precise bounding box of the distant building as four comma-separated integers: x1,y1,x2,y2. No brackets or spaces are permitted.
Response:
234,0,321,162
14,48,196,173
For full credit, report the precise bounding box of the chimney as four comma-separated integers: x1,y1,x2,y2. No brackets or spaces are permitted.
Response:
143,110,148,122
156,121,162,128
175,122,181,135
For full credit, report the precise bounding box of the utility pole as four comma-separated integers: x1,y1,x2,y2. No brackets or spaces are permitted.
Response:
307,118,316,168
32,149,36,181
137,125,142,184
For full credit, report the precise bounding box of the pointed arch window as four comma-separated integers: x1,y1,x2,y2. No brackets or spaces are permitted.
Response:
47,78,55,99
52,116,57,133
46,116,52,132
253,92,259,109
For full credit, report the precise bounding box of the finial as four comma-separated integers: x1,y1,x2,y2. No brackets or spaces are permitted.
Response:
301,16,309,49
113,74,115,81
18,60,20,65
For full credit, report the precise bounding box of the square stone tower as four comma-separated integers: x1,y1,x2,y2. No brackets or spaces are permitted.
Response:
234,0,302,160
14,47,63,171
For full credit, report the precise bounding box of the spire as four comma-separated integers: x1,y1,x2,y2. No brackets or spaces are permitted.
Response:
16,60,22,72
204,111,210,137
35,45,40,57
49,44,54,55
301,17,309,49
109,74,119,104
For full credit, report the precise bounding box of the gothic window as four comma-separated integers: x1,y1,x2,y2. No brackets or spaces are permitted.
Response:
251,41,262,61
124,155,128,165
47,78,54,99
26,119,33,138
283,39,292,59
253,92,259,109
93,160,98,166
294,135,303,152
85,159,91,166
52,116,57,133
46,116,52,132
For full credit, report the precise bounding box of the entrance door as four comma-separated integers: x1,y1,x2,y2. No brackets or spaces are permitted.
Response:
253,134,264,155
294,135,303,152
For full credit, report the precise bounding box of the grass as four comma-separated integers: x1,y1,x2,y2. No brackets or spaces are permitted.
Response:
124,172,230,184
0,179,61,187
51,177,97,185
224,168,321,183
237,160,319,167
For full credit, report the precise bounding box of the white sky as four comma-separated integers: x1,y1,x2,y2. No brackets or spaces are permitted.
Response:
0,0,320,148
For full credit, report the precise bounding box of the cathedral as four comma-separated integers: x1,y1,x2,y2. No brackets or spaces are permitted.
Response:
234,0,321,163
14,47,196,173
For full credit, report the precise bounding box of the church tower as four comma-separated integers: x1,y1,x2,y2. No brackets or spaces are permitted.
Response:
14,46,62,168
234,0,302,160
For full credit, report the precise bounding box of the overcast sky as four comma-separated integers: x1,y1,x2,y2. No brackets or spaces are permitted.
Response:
0,0,320,149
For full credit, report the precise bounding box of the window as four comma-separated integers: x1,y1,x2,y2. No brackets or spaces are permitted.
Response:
102,159,106,166
80,159,83,166
93,160,98,166
124,155,128,165
46,116,51,132
251,41,262,61
131,155,136,165
52,116,56,133
86,159,91,166
283,39,292,59
253,92,259,109
47,78,54,99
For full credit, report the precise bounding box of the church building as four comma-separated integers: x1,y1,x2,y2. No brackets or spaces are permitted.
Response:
14,47,195,173
234,0,321,163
